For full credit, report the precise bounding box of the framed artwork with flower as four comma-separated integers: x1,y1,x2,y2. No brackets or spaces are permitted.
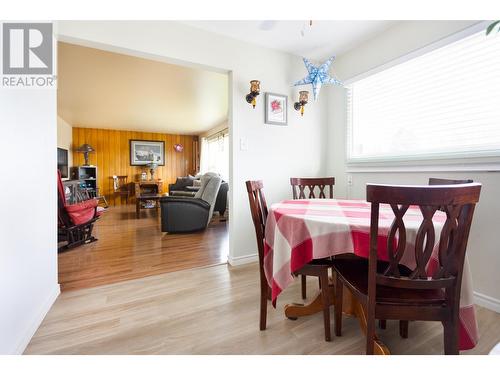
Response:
265,93,288,126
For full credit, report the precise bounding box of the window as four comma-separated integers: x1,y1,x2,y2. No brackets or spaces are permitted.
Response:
347,27,500,163
200,130,229,180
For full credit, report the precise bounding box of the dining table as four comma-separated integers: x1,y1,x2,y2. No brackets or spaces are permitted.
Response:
264,198,479,354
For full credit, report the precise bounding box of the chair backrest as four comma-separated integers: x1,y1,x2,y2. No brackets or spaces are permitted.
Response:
245,180,268,270
366,183,481,296
429,177,473,185
112,175,128,192
429,178,474,211
290,177,335,199
195,173,222,224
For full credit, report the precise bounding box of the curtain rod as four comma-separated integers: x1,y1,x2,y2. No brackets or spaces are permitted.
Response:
205,127,228,140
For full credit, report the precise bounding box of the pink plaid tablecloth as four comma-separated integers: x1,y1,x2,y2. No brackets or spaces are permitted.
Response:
264,198,478,350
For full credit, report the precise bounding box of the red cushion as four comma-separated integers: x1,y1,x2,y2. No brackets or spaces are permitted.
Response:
65,199,98,225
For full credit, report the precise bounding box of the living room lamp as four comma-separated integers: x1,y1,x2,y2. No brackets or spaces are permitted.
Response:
294,91,309,116
147,162,158,181
245,80,260,108
76,143,95,166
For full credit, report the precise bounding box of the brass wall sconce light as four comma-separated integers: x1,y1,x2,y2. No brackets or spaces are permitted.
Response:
294,91,309,116
245,80,260,108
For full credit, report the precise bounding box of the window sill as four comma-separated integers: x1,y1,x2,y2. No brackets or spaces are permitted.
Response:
346,159,500,173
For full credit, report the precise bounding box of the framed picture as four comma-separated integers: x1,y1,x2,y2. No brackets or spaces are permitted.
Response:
265,92,288,126
129,140,165,166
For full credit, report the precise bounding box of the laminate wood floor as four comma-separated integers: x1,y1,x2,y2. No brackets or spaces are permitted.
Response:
58,204,228,291
26,262,500,355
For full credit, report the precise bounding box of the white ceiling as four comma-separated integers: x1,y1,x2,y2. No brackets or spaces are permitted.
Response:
180,20,398,60
58,42,228,134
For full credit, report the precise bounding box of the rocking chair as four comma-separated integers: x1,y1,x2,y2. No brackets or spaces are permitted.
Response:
57,171,102,251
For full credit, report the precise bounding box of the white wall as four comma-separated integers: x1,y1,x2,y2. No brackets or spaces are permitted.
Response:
57,115,73,175
0,88,59,353
55,21,328,264
325,20,500,310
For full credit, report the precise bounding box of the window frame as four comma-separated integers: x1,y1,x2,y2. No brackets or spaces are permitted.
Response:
344,21,500,172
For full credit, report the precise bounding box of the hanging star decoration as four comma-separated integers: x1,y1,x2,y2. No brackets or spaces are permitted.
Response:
293,56,342,100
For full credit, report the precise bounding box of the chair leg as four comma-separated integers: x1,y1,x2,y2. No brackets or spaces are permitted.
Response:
443,320,459,355
319,271,331,342
334,272,343,337
379,320,387,329
366,323,375,354
399,320,409,338
366,302,376,354
260,281,268,331
301,275,307,299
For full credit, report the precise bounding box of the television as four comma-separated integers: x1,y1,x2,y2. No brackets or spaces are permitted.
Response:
57,147,69,179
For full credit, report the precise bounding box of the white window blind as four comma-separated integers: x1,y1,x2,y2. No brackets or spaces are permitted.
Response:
347,28,500,162
199,130,229,180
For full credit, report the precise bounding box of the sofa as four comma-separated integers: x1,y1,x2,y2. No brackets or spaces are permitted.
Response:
160,173,222,233
169,174,228,216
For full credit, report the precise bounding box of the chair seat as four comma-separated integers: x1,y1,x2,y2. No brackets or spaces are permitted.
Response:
307,258,332,266
297,257,332,270
333,259,445,306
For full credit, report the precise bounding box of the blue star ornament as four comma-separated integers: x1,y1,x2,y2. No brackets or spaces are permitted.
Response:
293,56,342,100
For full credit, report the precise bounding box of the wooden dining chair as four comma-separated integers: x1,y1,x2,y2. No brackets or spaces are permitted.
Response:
429,177,473,185
333,183,481,354
290,177,335,199
290,177,335,299
378,177,475,335
246,180,333,341
112,175,130,206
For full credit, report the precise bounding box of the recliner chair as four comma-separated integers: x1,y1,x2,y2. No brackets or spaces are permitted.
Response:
160,173,222,233
169,176,228,216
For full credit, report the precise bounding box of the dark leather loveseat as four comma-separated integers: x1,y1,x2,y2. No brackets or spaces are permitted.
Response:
161,173,222,233
169,175,228,216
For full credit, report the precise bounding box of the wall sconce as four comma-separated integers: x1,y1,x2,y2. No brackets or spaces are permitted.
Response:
294,91,309,116
245,80,260,108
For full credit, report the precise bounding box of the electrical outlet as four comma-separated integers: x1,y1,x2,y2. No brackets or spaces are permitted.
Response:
347,175,353,186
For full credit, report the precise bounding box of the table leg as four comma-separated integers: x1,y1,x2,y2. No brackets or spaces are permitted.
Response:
283,280,390,355
136,200,140,219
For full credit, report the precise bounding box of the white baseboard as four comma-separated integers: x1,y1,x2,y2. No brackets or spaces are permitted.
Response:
474,291,500,313
15,283,60,355
227,253,258,266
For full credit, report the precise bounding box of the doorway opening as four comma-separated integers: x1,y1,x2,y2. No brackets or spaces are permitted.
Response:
56,41,230,291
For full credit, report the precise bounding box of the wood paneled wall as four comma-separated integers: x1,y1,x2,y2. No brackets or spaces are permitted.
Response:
72,127,195,204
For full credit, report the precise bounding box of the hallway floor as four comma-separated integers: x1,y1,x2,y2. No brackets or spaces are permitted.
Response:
27,262,499,354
